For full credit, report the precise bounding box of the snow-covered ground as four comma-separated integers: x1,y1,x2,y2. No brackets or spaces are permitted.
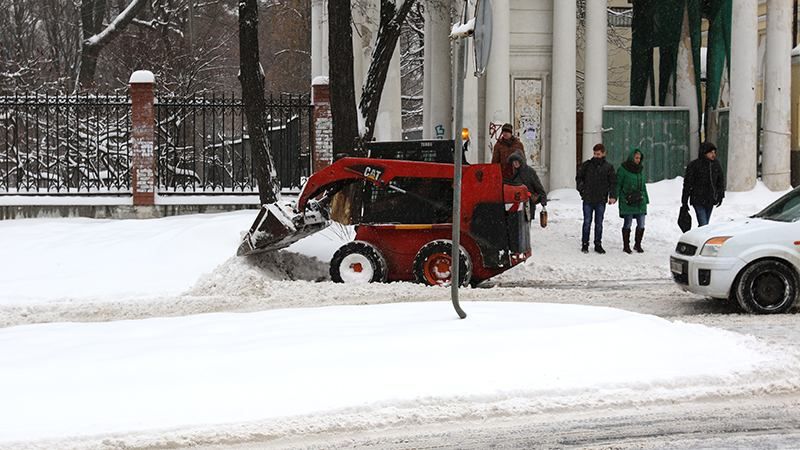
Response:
0,177,798,449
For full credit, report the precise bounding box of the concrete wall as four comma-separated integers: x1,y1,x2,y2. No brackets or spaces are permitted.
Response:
507,0,554,187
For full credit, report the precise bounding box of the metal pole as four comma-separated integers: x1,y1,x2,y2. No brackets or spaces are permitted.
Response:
451,22,468,320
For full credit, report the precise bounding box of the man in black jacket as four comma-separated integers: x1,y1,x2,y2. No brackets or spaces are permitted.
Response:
681,141,725,226
507,152,547,215
576,143,617,254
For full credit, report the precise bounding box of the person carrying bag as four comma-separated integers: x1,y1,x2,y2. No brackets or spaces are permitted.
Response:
616,148,649,254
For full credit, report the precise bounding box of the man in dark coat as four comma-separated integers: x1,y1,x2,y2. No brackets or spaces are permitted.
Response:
681,141,725,226
508,152,547,214
492,123,525,179
576,143,617,254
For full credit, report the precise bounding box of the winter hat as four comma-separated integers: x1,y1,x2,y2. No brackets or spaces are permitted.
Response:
507,152,525,165
700,141,717,155
501,123,513,133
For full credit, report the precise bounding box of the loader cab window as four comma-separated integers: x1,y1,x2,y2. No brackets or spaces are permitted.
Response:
358,177,453,224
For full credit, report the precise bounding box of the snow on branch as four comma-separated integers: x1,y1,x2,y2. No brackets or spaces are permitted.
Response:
85,0,148,48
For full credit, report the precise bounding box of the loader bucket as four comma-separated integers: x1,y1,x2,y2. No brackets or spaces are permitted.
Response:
237,202,328,256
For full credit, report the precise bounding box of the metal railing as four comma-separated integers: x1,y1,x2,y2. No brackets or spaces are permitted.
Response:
155,93,313,194
0,93,131,194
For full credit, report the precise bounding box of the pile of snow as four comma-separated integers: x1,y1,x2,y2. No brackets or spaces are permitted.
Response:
2,301,799,449
189,251,329,297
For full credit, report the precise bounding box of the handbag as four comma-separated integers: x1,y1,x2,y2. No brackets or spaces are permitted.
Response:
625,190,643,206
624,174,644,206
678,205,692,232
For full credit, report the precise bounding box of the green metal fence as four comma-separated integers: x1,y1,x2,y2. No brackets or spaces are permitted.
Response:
602,106,691,182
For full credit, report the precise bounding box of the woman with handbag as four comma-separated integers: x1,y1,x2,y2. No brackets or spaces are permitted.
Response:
616,148,649,254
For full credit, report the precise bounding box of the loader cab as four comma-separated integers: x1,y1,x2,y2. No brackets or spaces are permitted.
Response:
358,177,453,224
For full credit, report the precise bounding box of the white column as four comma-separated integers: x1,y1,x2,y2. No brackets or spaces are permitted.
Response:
422,8,433,139
762,0,793,190
464,36,480,163
582,0,607,162
550,0,577,190
311,0,329,79
376,45,403,141
484,0,510,162
423,0,453,140
728,0,759,191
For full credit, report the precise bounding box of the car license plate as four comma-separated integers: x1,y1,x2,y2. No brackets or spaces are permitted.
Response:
670,259,683,274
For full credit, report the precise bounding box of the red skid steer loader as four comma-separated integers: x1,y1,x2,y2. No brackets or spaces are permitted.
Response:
238,140,532,286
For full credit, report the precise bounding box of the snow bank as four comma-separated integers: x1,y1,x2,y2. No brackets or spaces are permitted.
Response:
1,302,798,448
189,251,329,297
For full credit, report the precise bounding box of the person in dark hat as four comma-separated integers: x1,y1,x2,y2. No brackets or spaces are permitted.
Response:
507,152,548,215
492,123,525,179
681,141,725,226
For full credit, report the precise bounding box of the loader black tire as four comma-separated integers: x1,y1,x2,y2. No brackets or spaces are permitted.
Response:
413,240,472,287
330,241,388,284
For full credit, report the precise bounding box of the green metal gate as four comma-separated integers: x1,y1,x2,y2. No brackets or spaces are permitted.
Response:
602,106,691,182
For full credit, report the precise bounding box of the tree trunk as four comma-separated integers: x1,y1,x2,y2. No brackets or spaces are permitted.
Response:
328,0,360,156
75,0,147,91
359,0,416,142
239,0,281,205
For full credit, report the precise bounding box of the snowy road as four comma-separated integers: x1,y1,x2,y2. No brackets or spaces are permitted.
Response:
188,394,800,449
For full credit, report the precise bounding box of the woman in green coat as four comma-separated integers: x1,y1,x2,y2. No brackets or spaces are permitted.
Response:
616,148,649,253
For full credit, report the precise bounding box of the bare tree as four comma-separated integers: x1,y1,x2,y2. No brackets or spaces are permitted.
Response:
328,0,360,155
239,0,281,204
75,0,148,91
399,1,424,135
358,0,416,142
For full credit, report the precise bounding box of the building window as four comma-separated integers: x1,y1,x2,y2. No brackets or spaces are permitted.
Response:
608,7,633,28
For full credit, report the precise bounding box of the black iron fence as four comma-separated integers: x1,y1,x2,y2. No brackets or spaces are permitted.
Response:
0,93,131,194
0,92,314,196
155,93,313,193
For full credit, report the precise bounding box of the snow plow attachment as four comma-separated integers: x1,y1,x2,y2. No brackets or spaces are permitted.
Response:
237,201,328,256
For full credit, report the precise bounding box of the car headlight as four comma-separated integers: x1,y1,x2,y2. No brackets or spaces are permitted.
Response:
700,236,732,257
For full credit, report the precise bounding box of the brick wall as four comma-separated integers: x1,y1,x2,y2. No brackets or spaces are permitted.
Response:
129,71,156,206
312,81,333,171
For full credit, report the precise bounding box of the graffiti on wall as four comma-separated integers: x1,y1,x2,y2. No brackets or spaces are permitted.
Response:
513,77,544,167
434,124,445,139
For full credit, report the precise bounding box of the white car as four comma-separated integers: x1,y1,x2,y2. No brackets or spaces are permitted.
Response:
670,187,800,314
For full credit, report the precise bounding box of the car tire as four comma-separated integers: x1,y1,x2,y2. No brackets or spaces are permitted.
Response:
330,241,388,284
413,240,472,287
736,259,799,314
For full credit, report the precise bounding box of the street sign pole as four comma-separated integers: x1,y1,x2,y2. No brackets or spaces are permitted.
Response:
450,0,491,320
451,35,468,320
451,1,469,320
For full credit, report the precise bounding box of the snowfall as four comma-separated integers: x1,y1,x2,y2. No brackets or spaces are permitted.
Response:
1,178,800,449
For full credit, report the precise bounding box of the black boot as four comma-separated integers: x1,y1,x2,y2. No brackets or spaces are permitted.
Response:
622,229,632,254
581,243,589,253
634,228,645,253
594,242,606,254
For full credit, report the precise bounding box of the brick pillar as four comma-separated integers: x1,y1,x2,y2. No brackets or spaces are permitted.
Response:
312,77,333,171
129,70,156,206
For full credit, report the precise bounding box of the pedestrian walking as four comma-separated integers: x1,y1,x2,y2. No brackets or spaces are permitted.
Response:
681,142,725,227
616,148,649,253
576,143,617,254
492,123,525,179
507,152,548,215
